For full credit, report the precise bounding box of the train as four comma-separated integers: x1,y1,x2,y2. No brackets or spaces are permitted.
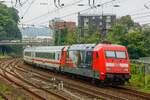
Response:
23,43,131,85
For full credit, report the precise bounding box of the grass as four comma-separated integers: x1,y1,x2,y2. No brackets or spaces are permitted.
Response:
16,96,24,100
0,84,11,95
0,96,4,100
126,63,150,93
0,84,25,99
0,55,9,59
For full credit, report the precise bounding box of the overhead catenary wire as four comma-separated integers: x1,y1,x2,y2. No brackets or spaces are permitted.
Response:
141,22,150,25
20,0,29,7
54,0,58,8
15,0,22,6
19,23,49,28
131,11,150,16
20,0,121,38
22,0,83,24
129,4,150,17
133,19,150,24
36,0,117,25
93,0,95,7
124,1,150,17
58,0,63,8
21,0,37,19
132,14,150,19
88,0,96,8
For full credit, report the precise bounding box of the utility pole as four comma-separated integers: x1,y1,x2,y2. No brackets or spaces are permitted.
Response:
101,5,104,40
100,5,106,41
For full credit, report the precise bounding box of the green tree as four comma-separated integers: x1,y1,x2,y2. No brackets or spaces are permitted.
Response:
0,3,21,40
65,31,77,44
106,15,149,59
121,31,149,58
79,31,100,43
54,27,68,45
0,3,22,56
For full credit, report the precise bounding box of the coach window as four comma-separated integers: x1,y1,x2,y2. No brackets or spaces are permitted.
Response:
50,53,55,59
55,52,60,60
57,54,60,60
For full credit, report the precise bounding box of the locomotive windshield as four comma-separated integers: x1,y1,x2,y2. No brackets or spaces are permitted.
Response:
105,51,115,58
116,51,126,59
105,51,126,59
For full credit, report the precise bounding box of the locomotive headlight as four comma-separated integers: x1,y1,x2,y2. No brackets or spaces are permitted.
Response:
106,67,112,71
124,68,128,71
120,63,128,67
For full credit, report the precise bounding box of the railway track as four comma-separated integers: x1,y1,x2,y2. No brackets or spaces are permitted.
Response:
0,59,68,100
0,59,48,100
0,58,150,100
109,86,150,100
0,92,8,100
20,60,150,100
15,59,150,100
14,64,125,100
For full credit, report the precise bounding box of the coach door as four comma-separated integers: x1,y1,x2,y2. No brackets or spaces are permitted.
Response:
79,51,94,78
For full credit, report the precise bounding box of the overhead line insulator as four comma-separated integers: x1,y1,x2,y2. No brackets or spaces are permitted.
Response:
54,0,58,8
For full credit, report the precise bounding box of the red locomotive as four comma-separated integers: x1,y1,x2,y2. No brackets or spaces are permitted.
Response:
24,43,131,85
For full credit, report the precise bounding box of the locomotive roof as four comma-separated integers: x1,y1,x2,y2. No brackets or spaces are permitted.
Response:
69,44,95,51
94,44,126,51
24,46,65,52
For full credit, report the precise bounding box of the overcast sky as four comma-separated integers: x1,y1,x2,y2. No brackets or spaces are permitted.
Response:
3,0,150,27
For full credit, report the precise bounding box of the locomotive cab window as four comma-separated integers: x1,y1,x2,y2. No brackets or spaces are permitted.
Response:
105,51,115,58
116,51,126,59
105,50,127,59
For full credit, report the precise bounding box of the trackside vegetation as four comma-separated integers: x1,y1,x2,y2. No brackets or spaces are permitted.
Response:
0,3,22,56
127,61,150,93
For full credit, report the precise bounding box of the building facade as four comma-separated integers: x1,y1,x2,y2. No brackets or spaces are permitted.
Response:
49,19,76,32
78,13,116,36
54,21,76,31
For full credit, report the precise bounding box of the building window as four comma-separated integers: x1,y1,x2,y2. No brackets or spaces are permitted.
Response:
106,24,111,29
106,16,111,23
107,16,111,19
106,18,111,23
99,22,102,26
99,16,102,20
84,18,89,29
92,16,95,20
